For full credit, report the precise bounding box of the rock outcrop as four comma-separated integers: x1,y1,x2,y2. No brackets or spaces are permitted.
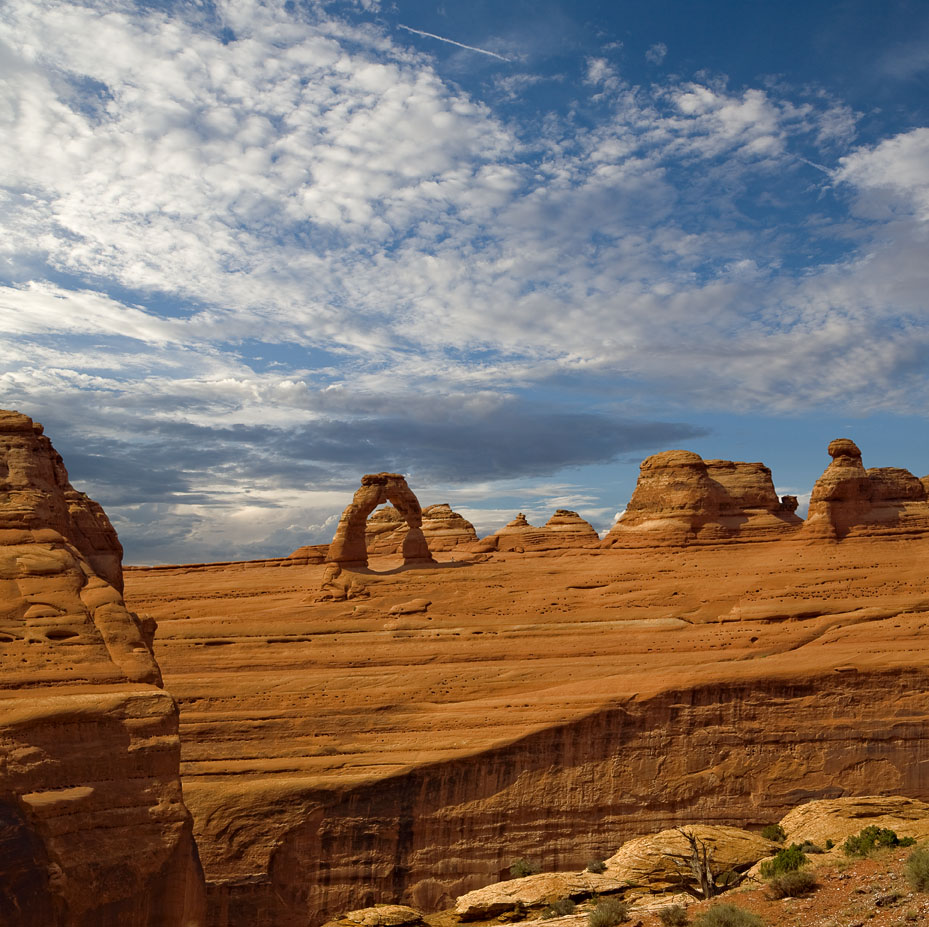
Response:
0,410,205,926
602,450,801,547
328,474,434,567
478,511,600,553
779,796,929,847
804,439,929,538
365,504,477,554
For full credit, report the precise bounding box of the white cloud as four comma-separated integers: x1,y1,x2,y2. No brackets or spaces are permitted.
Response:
645,42,667,65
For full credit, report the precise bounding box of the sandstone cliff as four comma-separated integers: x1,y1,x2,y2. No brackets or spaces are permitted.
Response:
602,450,801,547
804,439,929,538
0,410,204,927
366,504,477,554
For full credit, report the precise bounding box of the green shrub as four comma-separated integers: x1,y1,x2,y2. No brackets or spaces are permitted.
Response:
692,903,763,927
760,824,786,843
586,858,607,873
767,869,818,899
824,839,834,850
587,897,629,927
509,858,540,879
658,903,689,926
759,844,807,878
842,826,917,857
906,846,929,892
798,840,824,854
542,898,576,918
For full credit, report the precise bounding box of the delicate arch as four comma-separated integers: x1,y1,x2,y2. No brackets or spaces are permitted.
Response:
327,472,434,566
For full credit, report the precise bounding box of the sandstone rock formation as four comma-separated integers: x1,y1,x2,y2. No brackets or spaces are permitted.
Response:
365,503,477,554
478,510,600,552
804,439,929,538
779,796,929,847
125,526,929,926
0,409,204,926
328,474,434,567
602,450,802,547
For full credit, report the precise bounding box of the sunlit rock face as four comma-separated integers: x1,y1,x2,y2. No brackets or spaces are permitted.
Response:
804,438,929,538
602,450,801,547
366,503,477,554
0,409,205,927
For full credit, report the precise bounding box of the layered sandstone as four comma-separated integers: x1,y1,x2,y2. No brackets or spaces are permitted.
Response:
804,439,929,538
328,474,434,567
0,410,204,927
602,451,801,547
479,511,599,552
366,504,477,554
124,530,929,926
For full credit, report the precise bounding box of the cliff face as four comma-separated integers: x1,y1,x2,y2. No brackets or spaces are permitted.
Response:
602,451,801,547
0,410,205,927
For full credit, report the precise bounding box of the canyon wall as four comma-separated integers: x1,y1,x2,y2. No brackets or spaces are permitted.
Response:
202,668,929,926
0,410,205,926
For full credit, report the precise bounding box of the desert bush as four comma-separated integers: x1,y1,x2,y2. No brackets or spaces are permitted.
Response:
509,858,540,879
842,826,917,857
587,897,629,927
824,839,834,850
906,846,929,892
586,858,607,873
797,840,824,854
658,903,689,925
760,824,785,843
542,898,577,918
759,844,807,878
691,903,763,927
767,869,818,899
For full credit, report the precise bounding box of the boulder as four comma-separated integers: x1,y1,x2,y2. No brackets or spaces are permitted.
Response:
804,439,929,538
602,451,801,547
0,409,205,926
454,870,631,920
603,825,777,893
341,904,424,926
779,796,929,846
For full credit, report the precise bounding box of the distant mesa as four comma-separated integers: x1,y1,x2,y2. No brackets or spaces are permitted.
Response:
477,509,600,553
328,472,435,567
366,503,477,554
804,437,929,539
601,449,802,547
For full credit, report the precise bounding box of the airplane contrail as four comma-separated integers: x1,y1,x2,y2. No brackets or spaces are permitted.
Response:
398,24,512,62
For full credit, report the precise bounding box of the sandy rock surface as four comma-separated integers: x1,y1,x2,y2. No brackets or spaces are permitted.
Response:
779,795,929,845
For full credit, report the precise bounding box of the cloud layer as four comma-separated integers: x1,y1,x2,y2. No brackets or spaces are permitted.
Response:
1,0,928,560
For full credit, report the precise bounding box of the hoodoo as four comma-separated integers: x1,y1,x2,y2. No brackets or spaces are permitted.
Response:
0,410,205,926
602,450,801,546
365,503,477,554
477,510,600,552
804,438,929,538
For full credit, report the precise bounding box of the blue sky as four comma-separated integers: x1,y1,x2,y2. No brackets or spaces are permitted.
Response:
2,0,929,563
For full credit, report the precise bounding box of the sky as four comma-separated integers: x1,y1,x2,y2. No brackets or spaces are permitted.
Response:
2,0,929,564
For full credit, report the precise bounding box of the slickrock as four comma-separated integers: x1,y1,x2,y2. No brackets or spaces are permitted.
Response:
124,524,929,927
604,825,776,894
602,450,801,547
0,410,204,927
779,795,929,846
340,904,425,926
804,439,929,538
366,504,477,554
329,473,435,567
479,511,599,552
454,870,631,920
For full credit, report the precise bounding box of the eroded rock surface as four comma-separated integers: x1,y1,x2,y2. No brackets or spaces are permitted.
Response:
328,474,434,567
779,796,929,846
480,511,600,552
366,504,477,554
0,409,204,927
804,439,929,538
602,450,802,547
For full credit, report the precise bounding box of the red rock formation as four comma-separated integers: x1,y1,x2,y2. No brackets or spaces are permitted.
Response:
478,511,600,552
804,439,929,538
0,410,205,927
365,504,477,555
328,474,434,567
602,450,801,547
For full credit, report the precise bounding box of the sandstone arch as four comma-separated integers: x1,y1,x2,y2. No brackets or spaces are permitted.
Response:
327,472,435,567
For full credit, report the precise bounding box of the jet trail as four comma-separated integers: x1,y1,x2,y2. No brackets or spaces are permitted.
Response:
398,24,511,61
